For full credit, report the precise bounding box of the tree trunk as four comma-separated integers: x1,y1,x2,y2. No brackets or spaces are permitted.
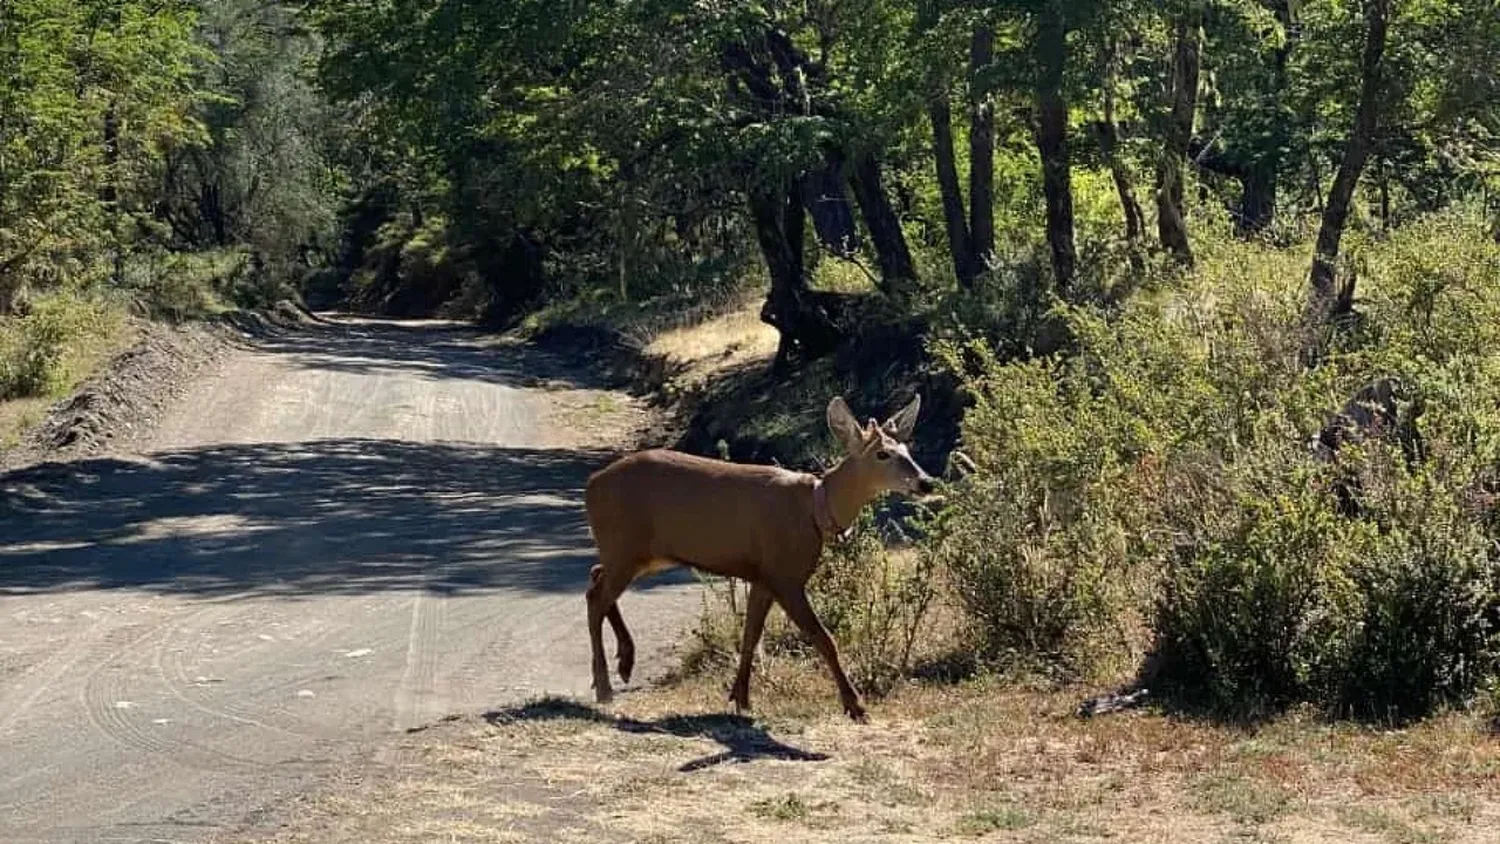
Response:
848,154,918,296
751,182,841,371
1308,0,1390,323
1239,162,1278,236
800,157,860,257
1157,0,1202,266
929,95,976,287
1098,40,1144,270
968,24,996,273
1035,2,1076,292
1098,122,1145,273
1236,0,1295,237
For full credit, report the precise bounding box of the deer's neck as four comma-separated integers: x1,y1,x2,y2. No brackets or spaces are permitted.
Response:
819,458,871,534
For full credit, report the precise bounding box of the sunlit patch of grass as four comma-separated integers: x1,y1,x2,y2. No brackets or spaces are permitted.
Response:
1192,773,1294,825
0,296,135,450
955,805,1034,835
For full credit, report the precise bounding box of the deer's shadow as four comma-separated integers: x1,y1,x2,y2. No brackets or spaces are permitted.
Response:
481,698,829,772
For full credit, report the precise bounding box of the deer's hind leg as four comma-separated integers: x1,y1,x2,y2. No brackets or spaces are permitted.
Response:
586,558,639,703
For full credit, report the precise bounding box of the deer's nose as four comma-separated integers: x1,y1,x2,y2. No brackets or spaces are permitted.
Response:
916,477,936,495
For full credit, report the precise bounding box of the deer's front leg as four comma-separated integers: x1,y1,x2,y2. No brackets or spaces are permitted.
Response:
772,583,866,722
729,582,773,713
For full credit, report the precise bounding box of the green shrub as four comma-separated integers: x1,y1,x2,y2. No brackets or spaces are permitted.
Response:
0,293,120,399
931,209,1500,719
928,339,1162,678
1150,452,1364,714
1334,451,1500,721
807,513,939,694
124,249,241,318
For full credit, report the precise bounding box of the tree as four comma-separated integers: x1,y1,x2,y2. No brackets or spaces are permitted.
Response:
158,0,337,276
1157,0,1204,265
1094,30,1146,268
1034,0,1077,291
1308,0,1391,325
0,0,203,312
918,3,997,289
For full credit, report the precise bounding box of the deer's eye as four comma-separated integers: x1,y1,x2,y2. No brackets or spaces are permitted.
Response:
876,450,890,460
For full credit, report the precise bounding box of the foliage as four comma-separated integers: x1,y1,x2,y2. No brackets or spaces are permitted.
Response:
934,210,1500,719
926,340,1158,678
2,0,1498,729
807,513,940,694
0,0,206,310
0,293,122,399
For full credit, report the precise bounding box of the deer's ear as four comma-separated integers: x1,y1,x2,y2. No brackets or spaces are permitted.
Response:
826,397,863,451
883,394,921,442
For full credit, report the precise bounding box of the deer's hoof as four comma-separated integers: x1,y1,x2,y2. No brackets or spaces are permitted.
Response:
844,701,868,723
594,684,614,705
617,650,635,685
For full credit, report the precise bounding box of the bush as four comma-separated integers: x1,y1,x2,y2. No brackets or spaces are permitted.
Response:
931,208,1500,720
1153,444,1500,721
123,249,244,318
1334,451,1500,721
1150,452,1364,714
806,513,939,694
0,293,121,399
927,339,1162,678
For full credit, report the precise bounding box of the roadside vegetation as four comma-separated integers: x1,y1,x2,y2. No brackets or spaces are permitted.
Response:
1,0,337,441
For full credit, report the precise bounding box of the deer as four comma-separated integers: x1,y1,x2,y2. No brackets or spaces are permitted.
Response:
583,394,936,722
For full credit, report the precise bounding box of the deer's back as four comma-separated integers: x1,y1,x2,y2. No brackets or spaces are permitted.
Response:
584,449,816,576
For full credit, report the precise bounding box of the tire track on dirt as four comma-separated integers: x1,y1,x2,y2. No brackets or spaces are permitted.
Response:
0,612,109,739
392,584,447,732
153,617,316,742
80,612,268,772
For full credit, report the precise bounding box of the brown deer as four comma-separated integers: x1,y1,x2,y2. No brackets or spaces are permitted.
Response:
583,394,936,721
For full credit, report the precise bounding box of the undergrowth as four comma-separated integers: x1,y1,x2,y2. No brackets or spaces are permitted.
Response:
669,206,1500,726
0,293,126,400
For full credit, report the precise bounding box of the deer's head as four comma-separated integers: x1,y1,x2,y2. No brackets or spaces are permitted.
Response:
826,395,937,498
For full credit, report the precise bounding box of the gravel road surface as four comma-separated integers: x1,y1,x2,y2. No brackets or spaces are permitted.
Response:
0,317,700,843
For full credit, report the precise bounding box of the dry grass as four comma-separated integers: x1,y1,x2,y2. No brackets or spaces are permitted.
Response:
645,304,780,379
242,660,1500,844
644,300,779,392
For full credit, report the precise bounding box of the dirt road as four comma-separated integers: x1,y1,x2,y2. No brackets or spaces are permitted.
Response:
0,318,701,843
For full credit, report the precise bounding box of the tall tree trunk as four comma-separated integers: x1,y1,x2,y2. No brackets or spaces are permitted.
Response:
848,155,918,296
968,24,996,273
929,95,976,287
1157,0,1202,266
1035,2,1076,292
1236,0,1295,237
1098,38,1145,270
102,99,123,286
1308,0,1390,324
1239,163,1278,236
751,182,840,371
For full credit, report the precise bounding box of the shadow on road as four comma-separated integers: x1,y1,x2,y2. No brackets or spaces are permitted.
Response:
252,320,611,390
481,698,829,772
0,438,690,598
